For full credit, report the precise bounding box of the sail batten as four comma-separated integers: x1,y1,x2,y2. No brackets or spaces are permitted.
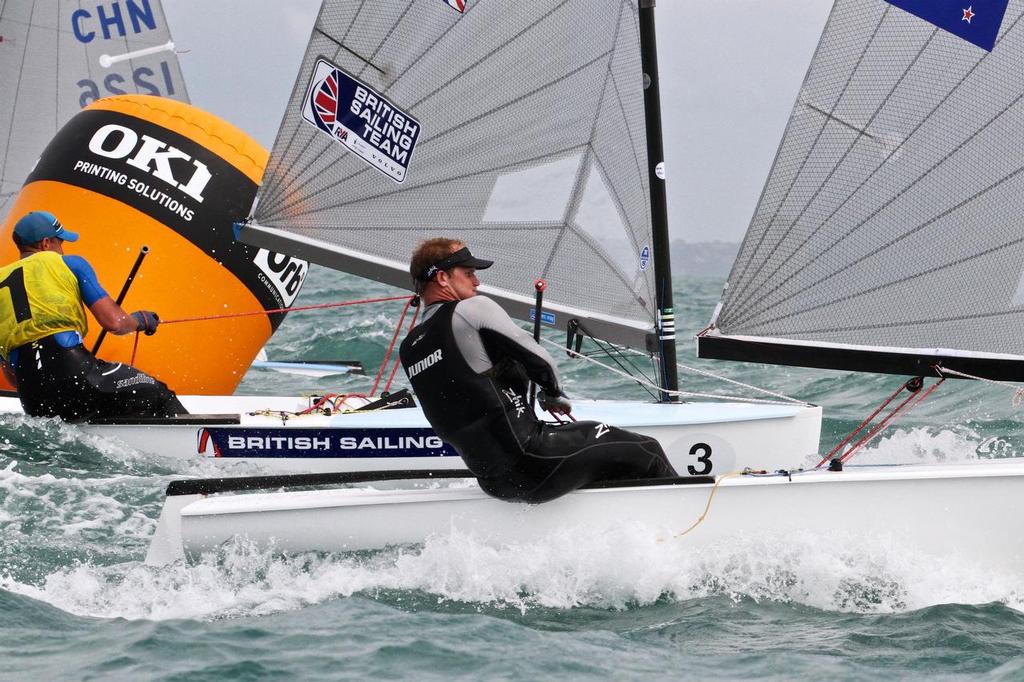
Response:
702,0,1024,377
246,0,660,350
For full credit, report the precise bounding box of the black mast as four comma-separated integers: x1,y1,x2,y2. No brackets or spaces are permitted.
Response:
638,0,678,401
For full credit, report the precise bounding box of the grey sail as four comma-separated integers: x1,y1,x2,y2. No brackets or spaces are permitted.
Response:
699,0,1024,380
240,0,660,349
0,0,189,221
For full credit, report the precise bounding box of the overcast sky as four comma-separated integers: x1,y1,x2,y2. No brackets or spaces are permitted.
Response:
162,1,833,243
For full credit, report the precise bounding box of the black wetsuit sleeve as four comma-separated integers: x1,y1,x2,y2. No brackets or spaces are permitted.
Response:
479,328,561,395
452,296,564,396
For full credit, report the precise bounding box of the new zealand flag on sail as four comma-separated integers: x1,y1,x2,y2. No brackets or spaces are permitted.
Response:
884,0,1010,51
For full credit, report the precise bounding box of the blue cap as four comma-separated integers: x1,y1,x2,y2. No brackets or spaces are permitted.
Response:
13,211,79,244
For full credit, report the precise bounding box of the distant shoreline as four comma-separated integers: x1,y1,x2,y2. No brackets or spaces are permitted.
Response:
671,240,738,278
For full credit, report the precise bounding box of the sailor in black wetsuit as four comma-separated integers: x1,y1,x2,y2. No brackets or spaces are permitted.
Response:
0,211,186,421
399,237,677,503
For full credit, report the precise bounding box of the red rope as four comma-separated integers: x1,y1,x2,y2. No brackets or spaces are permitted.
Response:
815,381,906,468
160,295,413,325
383,301,420,394
370,297,415,396
298,393,340,415
838,378,944,464
816,375,945,468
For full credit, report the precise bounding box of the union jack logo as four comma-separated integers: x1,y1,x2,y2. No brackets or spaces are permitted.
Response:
442,0,466,13
310,69,341,134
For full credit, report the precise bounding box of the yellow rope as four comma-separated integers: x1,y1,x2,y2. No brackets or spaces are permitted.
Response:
671,470,748,539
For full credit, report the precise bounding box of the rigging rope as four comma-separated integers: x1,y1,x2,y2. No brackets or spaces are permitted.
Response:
375,297,421,396
815,371,946,468
537,336,808,406
938,366,1024,405
671,470,747,539
370,296,416,396
148,286,805,408
159,295,413,325
838,377,944,464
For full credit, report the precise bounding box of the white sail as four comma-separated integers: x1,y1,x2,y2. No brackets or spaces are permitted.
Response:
0,0,188,220
699,0,1024,380
238,0,661,349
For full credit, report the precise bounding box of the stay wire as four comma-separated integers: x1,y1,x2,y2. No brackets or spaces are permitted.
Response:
581,333,660,400
537,336,806,405
160,295,413,325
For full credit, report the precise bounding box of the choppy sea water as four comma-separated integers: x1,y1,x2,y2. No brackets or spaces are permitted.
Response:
3,266,1024,680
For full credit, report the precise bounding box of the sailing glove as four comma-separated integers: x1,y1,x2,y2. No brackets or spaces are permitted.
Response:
131,310,160,335
539,390,572,416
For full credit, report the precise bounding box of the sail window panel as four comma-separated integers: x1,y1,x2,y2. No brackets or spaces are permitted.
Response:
266,172,538,236
586,89,654,309
547,228,653,328
482,154,583,224
572,160,648,298
598,20,649,221
412,63,606,183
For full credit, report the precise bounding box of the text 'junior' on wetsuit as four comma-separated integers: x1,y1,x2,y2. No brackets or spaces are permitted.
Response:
398,238,676,503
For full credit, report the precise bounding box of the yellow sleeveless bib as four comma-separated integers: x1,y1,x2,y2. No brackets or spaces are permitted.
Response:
0,251,88,361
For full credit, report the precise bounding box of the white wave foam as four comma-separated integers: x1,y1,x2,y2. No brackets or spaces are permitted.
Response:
832,427,981,466
4,520,1021,621
0,461,158,542
0,412,158,472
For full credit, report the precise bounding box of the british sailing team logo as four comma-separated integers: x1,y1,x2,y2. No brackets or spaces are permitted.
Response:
301,58,421,182
442,0,467,12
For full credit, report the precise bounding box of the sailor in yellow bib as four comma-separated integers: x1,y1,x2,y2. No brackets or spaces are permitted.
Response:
0,211,185,420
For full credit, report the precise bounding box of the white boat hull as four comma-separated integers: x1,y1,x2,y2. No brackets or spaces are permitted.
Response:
0,395,822,476
149,459,1024,574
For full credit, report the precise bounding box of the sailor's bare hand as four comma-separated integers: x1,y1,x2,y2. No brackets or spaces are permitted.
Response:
539,391,572,416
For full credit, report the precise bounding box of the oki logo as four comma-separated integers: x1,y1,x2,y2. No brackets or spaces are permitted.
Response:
88,123,212,202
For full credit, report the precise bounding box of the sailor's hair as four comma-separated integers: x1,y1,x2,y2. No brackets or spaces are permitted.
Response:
409,237,464,285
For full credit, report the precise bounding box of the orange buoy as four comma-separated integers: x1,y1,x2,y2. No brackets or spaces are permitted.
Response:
0,95,308,395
